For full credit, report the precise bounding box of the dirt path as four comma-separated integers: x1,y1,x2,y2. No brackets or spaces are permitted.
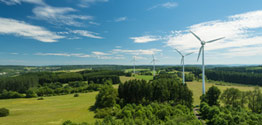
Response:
193,107,205,125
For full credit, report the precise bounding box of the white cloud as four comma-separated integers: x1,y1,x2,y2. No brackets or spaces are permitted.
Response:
31,6,93,27
89,21,100,25
92,51,110,56
91,51,124,60
78,0,108,8
222,46,262,57
115,17,127,22
0,0,45,5
97,56,125,60
112,48,162,55
132,56,147,60
166,10,262,57
10,53,19,55
162,2,178,8
35,51,125,60
1,0,94,27
148,2,178,10
130,35,160,43
71,30,103,39
0,17,63,42
35,53,91,58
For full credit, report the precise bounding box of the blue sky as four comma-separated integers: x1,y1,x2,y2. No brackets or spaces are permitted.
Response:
1,0,262,65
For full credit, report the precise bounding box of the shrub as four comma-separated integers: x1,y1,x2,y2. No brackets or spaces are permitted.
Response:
26,89,37,98
74,93,79,97
205,86,221,106
220,88,241,107
95,108,112,118
37,97,44,100
95,85,117,108
0,108,9,117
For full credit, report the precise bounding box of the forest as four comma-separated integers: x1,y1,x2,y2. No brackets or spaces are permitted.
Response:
0,70,126,99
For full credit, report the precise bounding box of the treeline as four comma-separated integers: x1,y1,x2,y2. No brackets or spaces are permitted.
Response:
0,70,124,99
212,66,262,73
205,70,262,86
166,66,262,86
118,79,193,108
155,72,195,82
200,86,262,124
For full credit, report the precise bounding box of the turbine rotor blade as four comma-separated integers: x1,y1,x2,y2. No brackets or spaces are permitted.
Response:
197,46,203,61
181,58,183,65
190,31,202,42
185,52,194,56
206,37,225,43
175,48,183,56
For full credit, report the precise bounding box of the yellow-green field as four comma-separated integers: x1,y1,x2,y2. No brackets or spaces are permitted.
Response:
187,81,258,105
0,92,99,125
134,75,153,81
120,76,135,83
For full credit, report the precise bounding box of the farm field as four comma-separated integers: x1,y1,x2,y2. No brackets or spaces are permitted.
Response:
0,92,99,125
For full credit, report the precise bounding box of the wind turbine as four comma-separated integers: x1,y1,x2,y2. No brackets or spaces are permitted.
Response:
174,49,193,85
131,51,141,75
131,56,137,74
190,31,225,94
151,54,156,77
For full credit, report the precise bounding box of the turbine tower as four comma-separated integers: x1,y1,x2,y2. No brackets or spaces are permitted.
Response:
131,51,141,75
151,54,156,77
131,56,137,74
190,31,225,94
175,49,193,85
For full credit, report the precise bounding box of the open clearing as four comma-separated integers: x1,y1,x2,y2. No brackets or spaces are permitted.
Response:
0,92,99,125
187,81,258,105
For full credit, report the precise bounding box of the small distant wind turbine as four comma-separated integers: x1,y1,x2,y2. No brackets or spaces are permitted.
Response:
131,51,141,75
175,49,193,85
151,54,156,77
131,56,137,74
190,31,225,94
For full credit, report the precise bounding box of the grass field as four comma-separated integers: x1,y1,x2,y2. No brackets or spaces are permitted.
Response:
134,75,153,81
124,68,150,73
187,81,258,105
120,76,135,83
0,92,99,125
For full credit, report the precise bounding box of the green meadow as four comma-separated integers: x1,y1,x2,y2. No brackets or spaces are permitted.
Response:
0,92,99,125
187,81,258,105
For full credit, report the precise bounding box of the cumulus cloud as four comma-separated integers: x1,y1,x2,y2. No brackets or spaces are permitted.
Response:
148,2,178,10
130,35,161,43
166,10,262,56
31,6,93,27
0,17,63,42
0,0,45,5
92,51,110,56
71,30,103,39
